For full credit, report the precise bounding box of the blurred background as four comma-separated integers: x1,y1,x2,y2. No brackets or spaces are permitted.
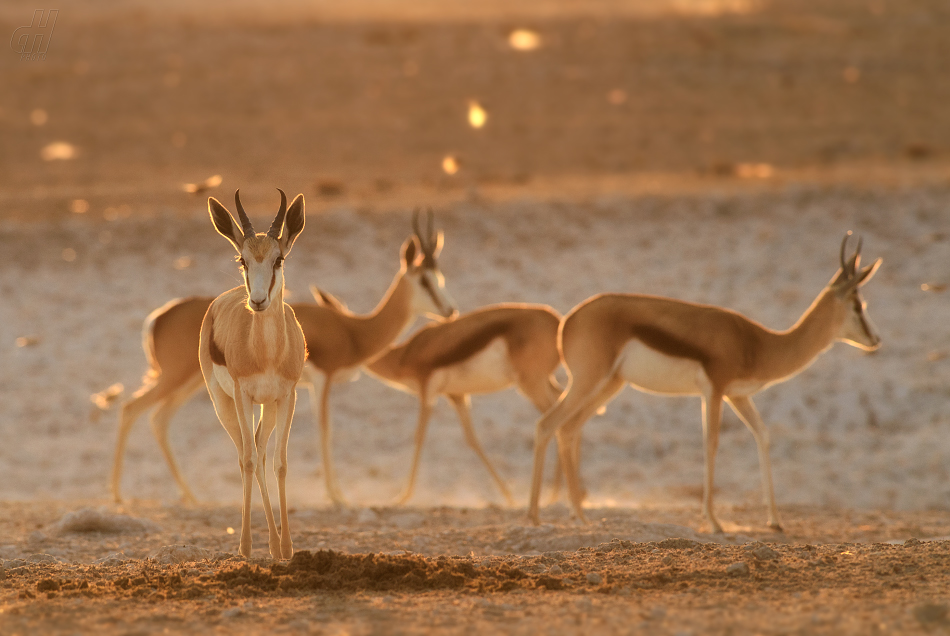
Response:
1,0,948,514
1,0,948,221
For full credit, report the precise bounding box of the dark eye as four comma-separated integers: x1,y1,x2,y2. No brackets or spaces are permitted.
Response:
239,257,247,268
274,256,284,268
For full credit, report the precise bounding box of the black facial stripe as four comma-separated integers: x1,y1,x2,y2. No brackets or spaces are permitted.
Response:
420,274,443,312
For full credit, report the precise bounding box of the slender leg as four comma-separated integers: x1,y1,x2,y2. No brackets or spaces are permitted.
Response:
555,374,625,523
726,395,782,531
396,385,434,505
231,383,259,557
148,374,204,504
519,376,570,505
111,378,182,503
311,370,347,507
272,391,297,558
205,377,252,556
528,381,603,525
255,403,282,559
701,391,725,534
447,393,514,506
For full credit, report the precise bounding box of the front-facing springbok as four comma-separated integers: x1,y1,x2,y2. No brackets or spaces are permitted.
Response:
199,189,306,559
107,211,456,506
528,233,882,532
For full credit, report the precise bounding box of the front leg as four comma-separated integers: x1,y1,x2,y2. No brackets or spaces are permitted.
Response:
273,391,297,559
726,395,782,531
397,385,434,505
255,403,283,559
232,383,258,557
700,391,725,534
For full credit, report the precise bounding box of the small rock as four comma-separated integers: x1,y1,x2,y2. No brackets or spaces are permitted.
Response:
356,508,379,525
661,555,673,565
751,545,779,561
27,553,64,564
0,545,19,559
93,553,131,566
391,513,425,530
149,545,213,565
49,507,161,535
221,607,243,619
905,538,922,547
914,603,948,625
548,564,563,575
726,562,750,576
586,572,603,585
657,538,699,550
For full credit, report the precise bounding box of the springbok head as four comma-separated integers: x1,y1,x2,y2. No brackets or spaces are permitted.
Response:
401,208,458,320
830,231,883,351
208,189,305,313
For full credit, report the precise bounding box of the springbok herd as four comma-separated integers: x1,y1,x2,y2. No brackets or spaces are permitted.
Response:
110,189,882,559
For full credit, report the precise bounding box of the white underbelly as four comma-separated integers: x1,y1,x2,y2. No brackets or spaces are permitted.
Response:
429,338,516,396
212,363,294,405
723,378,769,397
619,340,707,396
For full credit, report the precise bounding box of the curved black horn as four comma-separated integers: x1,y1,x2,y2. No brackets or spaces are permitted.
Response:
234,189,255,236
839,231,852,273
426,207,436,250
412,208,422,241
267,188,288,239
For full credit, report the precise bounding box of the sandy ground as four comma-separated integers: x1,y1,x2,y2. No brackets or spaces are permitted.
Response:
2,0,950,633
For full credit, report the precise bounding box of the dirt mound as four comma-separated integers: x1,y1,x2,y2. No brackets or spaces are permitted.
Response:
224,550,559,593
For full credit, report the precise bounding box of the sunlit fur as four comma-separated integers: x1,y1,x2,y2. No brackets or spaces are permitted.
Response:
365,303,563,506
109,217,457,508
198,190,306,559
292,227,458,506
528,238,882,533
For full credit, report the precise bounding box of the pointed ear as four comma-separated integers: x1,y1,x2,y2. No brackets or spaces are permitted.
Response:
857,257,882,287
279,194,306,254
402,236,422,269
208,197,244,252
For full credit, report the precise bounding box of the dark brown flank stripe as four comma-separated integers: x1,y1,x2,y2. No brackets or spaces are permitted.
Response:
428,321,508,369
209,321,227,366
630,324,709,365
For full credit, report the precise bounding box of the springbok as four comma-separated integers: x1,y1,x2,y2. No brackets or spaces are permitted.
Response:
109,211,457,507
199,189,306,559
527,233,882,532
365,303,563,505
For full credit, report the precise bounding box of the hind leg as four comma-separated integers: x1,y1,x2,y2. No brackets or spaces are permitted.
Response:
554,374,625,523
112,374,190,503
447,394,514,506
149,374,204,504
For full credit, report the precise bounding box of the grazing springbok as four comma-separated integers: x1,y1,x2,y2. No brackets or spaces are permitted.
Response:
108,211,457,507
528,233,882,532
199,189,306,559
364,303,563,505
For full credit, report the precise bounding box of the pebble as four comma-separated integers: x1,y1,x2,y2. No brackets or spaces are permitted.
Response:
726,562,750,576
356,508,379,525
751,545,779,561
149,545,214,565
548,564,563,575
586,572,603,585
